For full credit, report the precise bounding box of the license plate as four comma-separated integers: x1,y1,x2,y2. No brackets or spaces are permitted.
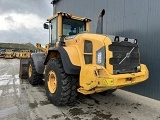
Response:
103,79,114,85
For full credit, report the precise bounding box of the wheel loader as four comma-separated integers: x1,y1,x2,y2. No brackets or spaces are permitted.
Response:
14,50,31,59
19,9,149,106
4,49,14,59
18,50,31,58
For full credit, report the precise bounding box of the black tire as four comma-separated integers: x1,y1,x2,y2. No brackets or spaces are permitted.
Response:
28,58,43,85
45,58,78,106
99,89,117,96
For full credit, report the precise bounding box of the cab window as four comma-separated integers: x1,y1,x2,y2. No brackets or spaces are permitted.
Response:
62,18,86,36
51,18,57,44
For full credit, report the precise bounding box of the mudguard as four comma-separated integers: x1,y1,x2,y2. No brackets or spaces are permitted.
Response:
31,53,46,74
19,58,29,79
44,47,80,75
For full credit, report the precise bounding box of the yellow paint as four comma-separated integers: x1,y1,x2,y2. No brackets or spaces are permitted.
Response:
86,22,90,32
56,32,149,95
44,11,149,95
36,43,49,54
28,64,32,78
78,64,149,94
103,36,113,74
48,71,57,93
63,46,80,66
47,13,58,21
17,50,31,59
47,11,91,23
64,33,107,65
103,78,114,85
4,49,14,59
58,14,62,38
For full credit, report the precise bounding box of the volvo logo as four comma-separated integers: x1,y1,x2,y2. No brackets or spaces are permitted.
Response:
119,47,135,65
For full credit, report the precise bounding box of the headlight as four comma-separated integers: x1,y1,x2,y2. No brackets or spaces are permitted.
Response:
96,46,106,67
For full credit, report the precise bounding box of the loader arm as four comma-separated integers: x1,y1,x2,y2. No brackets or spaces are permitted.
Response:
36,43,48,53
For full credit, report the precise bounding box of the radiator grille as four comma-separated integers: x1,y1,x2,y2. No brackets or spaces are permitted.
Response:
109,41,140,74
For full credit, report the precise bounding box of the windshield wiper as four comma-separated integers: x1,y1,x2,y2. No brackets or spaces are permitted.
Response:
119,47,135,65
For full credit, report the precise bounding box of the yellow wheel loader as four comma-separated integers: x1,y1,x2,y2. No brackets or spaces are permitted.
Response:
4,49,14,59
18,50,31,59
14,52,20,58
20,9,148,106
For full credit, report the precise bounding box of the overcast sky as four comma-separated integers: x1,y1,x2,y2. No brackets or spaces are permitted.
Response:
0,0,53,46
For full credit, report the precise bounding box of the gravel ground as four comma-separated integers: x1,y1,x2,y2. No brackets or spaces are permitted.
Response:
0,59,160,120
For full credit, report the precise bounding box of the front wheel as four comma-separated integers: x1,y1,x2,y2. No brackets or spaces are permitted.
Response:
45,58,78,106
28,58,43,85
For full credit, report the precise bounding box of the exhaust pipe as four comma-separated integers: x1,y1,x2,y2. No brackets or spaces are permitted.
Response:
51,0,56,15
96,9,105,34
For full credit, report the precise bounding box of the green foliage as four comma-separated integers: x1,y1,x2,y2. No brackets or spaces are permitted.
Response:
0,42,36,50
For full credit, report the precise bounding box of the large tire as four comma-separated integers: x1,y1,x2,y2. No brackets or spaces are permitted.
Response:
45,58,78,106
28,58,43,85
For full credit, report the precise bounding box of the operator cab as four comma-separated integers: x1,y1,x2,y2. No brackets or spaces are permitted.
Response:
63,17,86,36
43,12,91,44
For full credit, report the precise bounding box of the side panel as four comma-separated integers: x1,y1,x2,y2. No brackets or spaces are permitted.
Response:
44,47,80,75
63,46,80,66
59,47,80,74
31,53,46,74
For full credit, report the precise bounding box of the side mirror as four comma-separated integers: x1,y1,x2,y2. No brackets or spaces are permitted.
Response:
43,23,49,29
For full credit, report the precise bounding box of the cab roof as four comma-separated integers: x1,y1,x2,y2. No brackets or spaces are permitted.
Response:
47,11,92,22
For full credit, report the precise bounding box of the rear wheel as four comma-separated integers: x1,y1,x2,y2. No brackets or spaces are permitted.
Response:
19,58,29,79
45,58,78,106
28,58,43,85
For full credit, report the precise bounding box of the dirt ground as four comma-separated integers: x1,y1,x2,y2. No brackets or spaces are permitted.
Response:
0,59,160,120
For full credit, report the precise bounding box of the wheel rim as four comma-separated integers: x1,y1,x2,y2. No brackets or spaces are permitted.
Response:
28,64,32,77
48,71,57,93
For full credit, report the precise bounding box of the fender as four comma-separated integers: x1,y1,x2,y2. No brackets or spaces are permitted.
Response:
31,53,46,74
44,47,80,75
